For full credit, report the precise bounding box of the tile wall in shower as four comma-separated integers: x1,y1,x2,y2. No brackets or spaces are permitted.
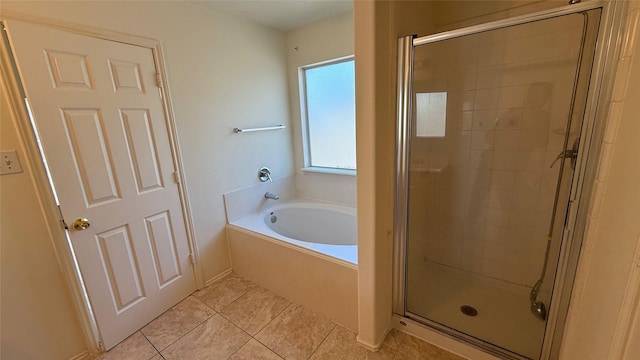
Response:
408,15,584,287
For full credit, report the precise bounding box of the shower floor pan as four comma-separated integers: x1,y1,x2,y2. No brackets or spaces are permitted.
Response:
406,262,545,359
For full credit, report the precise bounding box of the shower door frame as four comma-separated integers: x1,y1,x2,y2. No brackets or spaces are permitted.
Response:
392,1,627,359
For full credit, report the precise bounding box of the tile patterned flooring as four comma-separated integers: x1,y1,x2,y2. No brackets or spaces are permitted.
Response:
97,273,465,360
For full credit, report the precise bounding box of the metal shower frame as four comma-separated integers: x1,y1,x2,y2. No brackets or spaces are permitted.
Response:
392,0,627,359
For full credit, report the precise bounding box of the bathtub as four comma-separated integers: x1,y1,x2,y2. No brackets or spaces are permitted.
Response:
226,199,358,330
230,201,357,265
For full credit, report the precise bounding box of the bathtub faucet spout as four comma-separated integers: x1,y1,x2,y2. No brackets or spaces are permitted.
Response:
264,192,280,200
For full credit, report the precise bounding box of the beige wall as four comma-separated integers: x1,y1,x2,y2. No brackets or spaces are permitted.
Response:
0,70,87,359
561,2,640,359
285,11,353,172
1,1,292,358
1,0,293,283
354,0,438,348
283,11,358,206
353,0,381,348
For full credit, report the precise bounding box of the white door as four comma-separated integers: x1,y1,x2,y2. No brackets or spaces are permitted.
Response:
5,20,196,349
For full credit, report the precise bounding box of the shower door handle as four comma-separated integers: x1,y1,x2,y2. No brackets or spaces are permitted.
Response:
549,137,580,170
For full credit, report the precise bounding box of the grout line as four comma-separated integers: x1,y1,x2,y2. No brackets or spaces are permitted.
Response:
255,301,296,338
216,290,291,359
251,298,293,337
216,284,292,336
190,293,219,314
139,331,162,354
216,284,258,314
153,312,217,354
224,322,253,359
252,336,286,360
306,324,337,359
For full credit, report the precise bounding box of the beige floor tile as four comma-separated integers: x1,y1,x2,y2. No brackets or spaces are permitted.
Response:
397,332,466,360
161,313,250,360
382,328,404,350
221,286,291,335
310,325,396,360
229,339,283,360
194,273,256,311
392,352,416,360
256,303,336,360
96,332,157,360
141,295,215,350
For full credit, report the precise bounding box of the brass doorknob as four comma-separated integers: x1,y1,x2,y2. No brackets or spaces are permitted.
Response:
73,218,91,230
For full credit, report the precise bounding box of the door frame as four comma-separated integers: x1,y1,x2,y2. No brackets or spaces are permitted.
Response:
0,12,204,352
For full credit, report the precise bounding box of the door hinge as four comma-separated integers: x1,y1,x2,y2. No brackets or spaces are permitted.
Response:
57,205,68,230
155,73,163,88
188,254,195,266
173,171,180,184
565,199,576,232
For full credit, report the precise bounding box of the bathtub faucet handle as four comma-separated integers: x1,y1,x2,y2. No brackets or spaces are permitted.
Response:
264,192,280,200
258,167,272,182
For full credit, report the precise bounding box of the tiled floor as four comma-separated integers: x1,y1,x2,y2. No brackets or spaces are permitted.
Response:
97,273,466,360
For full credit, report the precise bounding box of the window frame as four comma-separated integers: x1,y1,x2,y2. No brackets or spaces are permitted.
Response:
298,55,356,175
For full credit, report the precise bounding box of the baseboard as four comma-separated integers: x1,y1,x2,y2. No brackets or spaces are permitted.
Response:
356,335,383,352
69,350,92,360
204,268,233,287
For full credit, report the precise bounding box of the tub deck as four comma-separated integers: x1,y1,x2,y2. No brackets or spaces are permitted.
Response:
230,206,358,266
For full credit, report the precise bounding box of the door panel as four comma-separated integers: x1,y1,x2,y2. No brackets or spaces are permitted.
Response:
96,225,146,312
62,108,121,206
121,109,165,193
145,210,183,287
5,20,196,349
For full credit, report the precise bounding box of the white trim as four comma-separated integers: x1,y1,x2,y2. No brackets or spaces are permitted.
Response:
301,54,354,70
204,268,233,288
69,351,92,360
297,66,311,168
0,10,158,48
151,42,205,289
298,55,356,171
355,336,382,352
0,13,203,352
301,166,356,176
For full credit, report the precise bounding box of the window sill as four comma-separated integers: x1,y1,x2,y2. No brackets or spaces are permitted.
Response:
301,167,356,177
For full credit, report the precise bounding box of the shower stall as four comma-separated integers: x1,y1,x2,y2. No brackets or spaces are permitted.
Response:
393,2,614,359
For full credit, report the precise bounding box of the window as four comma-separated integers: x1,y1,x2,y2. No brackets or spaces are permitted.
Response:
415,92,447,137
301,57,355,171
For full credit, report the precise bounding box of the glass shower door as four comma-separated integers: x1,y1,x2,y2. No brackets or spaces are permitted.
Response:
403,10,600,360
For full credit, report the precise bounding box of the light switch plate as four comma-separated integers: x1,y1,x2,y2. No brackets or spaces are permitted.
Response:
1,151,24,175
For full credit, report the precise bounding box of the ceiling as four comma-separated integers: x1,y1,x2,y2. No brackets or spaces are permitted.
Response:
194,0,353,32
